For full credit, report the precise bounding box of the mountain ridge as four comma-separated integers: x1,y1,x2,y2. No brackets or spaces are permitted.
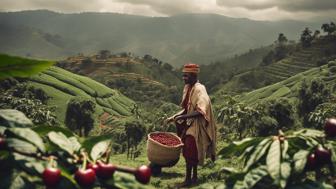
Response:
0,10,323,66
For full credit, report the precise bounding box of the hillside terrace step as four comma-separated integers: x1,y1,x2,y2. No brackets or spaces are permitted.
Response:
290,54,312,59
265,68,293,78
290,53,312,58
295,51,314,56
279,59,293,64
269,64,308,74
295,53,315,57
272,63,311,71
290,57,313,62
266,66,299,76
280,61,316,68
271,59,315,68
300,48,322,53
264,72,288,82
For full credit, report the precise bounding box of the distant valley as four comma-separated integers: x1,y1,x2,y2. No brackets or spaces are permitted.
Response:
0,10,322,67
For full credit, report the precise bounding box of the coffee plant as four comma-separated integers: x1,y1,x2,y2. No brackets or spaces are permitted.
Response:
210,122,336,189
0,109,152,189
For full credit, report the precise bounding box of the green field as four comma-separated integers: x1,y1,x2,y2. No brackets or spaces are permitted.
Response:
237,64,336,105
27,66,136,125
214,37,336,96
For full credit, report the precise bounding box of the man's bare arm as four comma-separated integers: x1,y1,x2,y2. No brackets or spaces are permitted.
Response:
175,111,202,121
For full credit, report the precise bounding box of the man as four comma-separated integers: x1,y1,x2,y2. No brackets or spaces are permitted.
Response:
166,63,217,187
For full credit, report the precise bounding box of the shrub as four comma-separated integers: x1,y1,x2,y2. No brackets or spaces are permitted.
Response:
255,116,278,136
65,97,96,136
329,66,336,73
327,60,336,68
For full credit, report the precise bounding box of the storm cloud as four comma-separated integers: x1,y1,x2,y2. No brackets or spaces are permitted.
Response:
0,0,335,21
216,0,336,11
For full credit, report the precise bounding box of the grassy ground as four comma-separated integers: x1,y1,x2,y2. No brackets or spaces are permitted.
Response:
238,65,336,105
110,141,231,189
26,66,136,126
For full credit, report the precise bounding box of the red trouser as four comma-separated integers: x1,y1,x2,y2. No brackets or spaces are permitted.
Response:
182,135,198,166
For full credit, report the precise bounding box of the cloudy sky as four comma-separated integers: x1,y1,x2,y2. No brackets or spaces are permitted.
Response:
0,0,335,21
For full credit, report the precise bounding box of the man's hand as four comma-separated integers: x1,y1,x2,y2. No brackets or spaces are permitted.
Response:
164,116,175,125
174,115,184,121
174,115,185,124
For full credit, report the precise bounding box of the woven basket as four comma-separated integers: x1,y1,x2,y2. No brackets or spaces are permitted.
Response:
147,132,183,166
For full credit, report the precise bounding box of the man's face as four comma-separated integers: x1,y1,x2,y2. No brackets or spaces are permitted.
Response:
182,73,197,84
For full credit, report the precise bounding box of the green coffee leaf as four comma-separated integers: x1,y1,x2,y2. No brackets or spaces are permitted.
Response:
69,137,81,152
219,137,263,158
281,140,289,160
241,165,268,189
12,153,44,174
82,134,113,154
280,162,291,188
0,170,34,189
299,129,324,138
0,109,33,128
293,150,309,174
90,140,110,161
47,131,77,155
32,125,75,137
6,138,38,154
244,138,271,171
6,128,45,152
0,126,6,135
266,139,281,184
0,54,54,79
58,165,80,189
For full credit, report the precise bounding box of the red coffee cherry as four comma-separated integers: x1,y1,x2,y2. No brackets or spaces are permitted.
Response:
324,118,336,137
135,165,151,184
96,161,116,179
42,167,61,187
150,133,181,146
74,168,96,187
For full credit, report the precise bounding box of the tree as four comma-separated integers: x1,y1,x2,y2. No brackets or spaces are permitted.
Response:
162,63,173,71
298,79,331,127
261,33,289,66
308,102,336,129
321,23,330,35
277,33,288,45
266,98,294,130
124,118,146,159
330,22,336,34
98,50,110,59
65,97,96,136
254,116,278,136
274,45,288,61
300,27,313,47
0,83,57,126
321,22,336,36
273,33,289,61
81,58,92,68
218,96,262,139
261,50,275,66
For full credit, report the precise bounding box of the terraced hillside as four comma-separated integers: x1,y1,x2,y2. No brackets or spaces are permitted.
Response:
214,37,336,97
27,66,136,124
57,53,182,105
237,61,336,105
262,39,334,82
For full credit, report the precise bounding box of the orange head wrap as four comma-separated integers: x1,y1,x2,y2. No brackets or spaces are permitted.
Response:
182,63,200,73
